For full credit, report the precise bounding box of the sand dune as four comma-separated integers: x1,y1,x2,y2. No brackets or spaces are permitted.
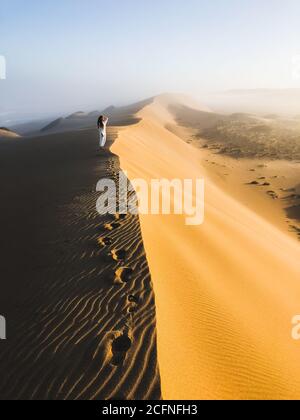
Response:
111,94,300,400
171,103,300,161
66,111,88,119
170,101,300,240
0,109,161,400
1,93,300,400
39,99,153,136
0,127,20,139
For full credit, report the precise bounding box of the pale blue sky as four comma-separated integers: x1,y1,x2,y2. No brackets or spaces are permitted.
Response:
1,0,300,122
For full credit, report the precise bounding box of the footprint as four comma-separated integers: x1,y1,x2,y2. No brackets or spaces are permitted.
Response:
115,213,127,221
127,295,139,314
289,225,300,238
128,295,139,304
104,221,121,231
127,305,138,314
115,267,134,283
248,181,260,185
111,249,127,261
111,333,132,366
267,191,278,199
98,237,112,247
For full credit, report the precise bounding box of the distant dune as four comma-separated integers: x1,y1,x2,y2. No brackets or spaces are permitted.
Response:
171,104,300,161
40,112,94,133
39,99,153,135
65,111,87,120
88,110,102,117
0,127,20,139
40,117,65,132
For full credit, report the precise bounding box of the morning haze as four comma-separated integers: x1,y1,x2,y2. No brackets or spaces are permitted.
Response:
1,0,300,402
1,0,300,125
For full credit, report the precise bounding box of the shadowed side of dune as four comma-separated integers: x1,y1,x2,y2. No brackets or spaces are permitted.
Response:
0,108,161,400
284,184,300,228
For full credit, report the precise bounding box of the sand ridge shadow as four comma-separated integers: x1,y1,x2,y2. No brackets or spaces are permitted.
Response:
0,104,161,400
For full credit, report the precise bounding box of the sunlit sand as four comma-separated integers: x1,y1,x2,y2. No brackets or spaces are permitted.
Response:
112,94,300,400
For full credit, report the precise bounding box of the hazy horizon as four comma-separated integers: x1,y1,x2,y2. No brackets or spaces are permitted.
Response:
1,0,300,124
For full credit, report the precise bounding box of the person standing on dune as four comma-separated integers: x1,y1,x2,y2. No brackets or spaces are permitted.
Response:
97,115,109,148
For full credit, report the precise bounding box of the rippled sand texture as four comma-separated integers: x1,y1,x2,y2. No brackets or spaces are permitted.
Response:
0,122,161,399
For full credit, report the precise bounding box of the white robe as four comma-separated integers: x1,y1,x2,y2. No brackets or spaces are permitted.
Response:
99,120,108,147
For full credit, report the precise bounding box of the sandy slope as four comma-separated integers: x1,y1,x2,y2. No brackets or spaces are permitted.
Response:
0,110,161,400
111,95,300,400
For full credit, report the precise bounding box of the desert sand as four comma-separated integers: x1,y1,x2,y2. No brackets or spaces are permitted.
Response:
0,105,161,400
1,93,300,400
111,94,300,400
0,127,20,139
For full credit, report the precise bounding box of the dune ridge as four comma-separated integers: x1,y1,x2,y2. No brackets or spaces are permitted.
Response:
0,117,161,399
111,94,300,400
0,127,20,139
